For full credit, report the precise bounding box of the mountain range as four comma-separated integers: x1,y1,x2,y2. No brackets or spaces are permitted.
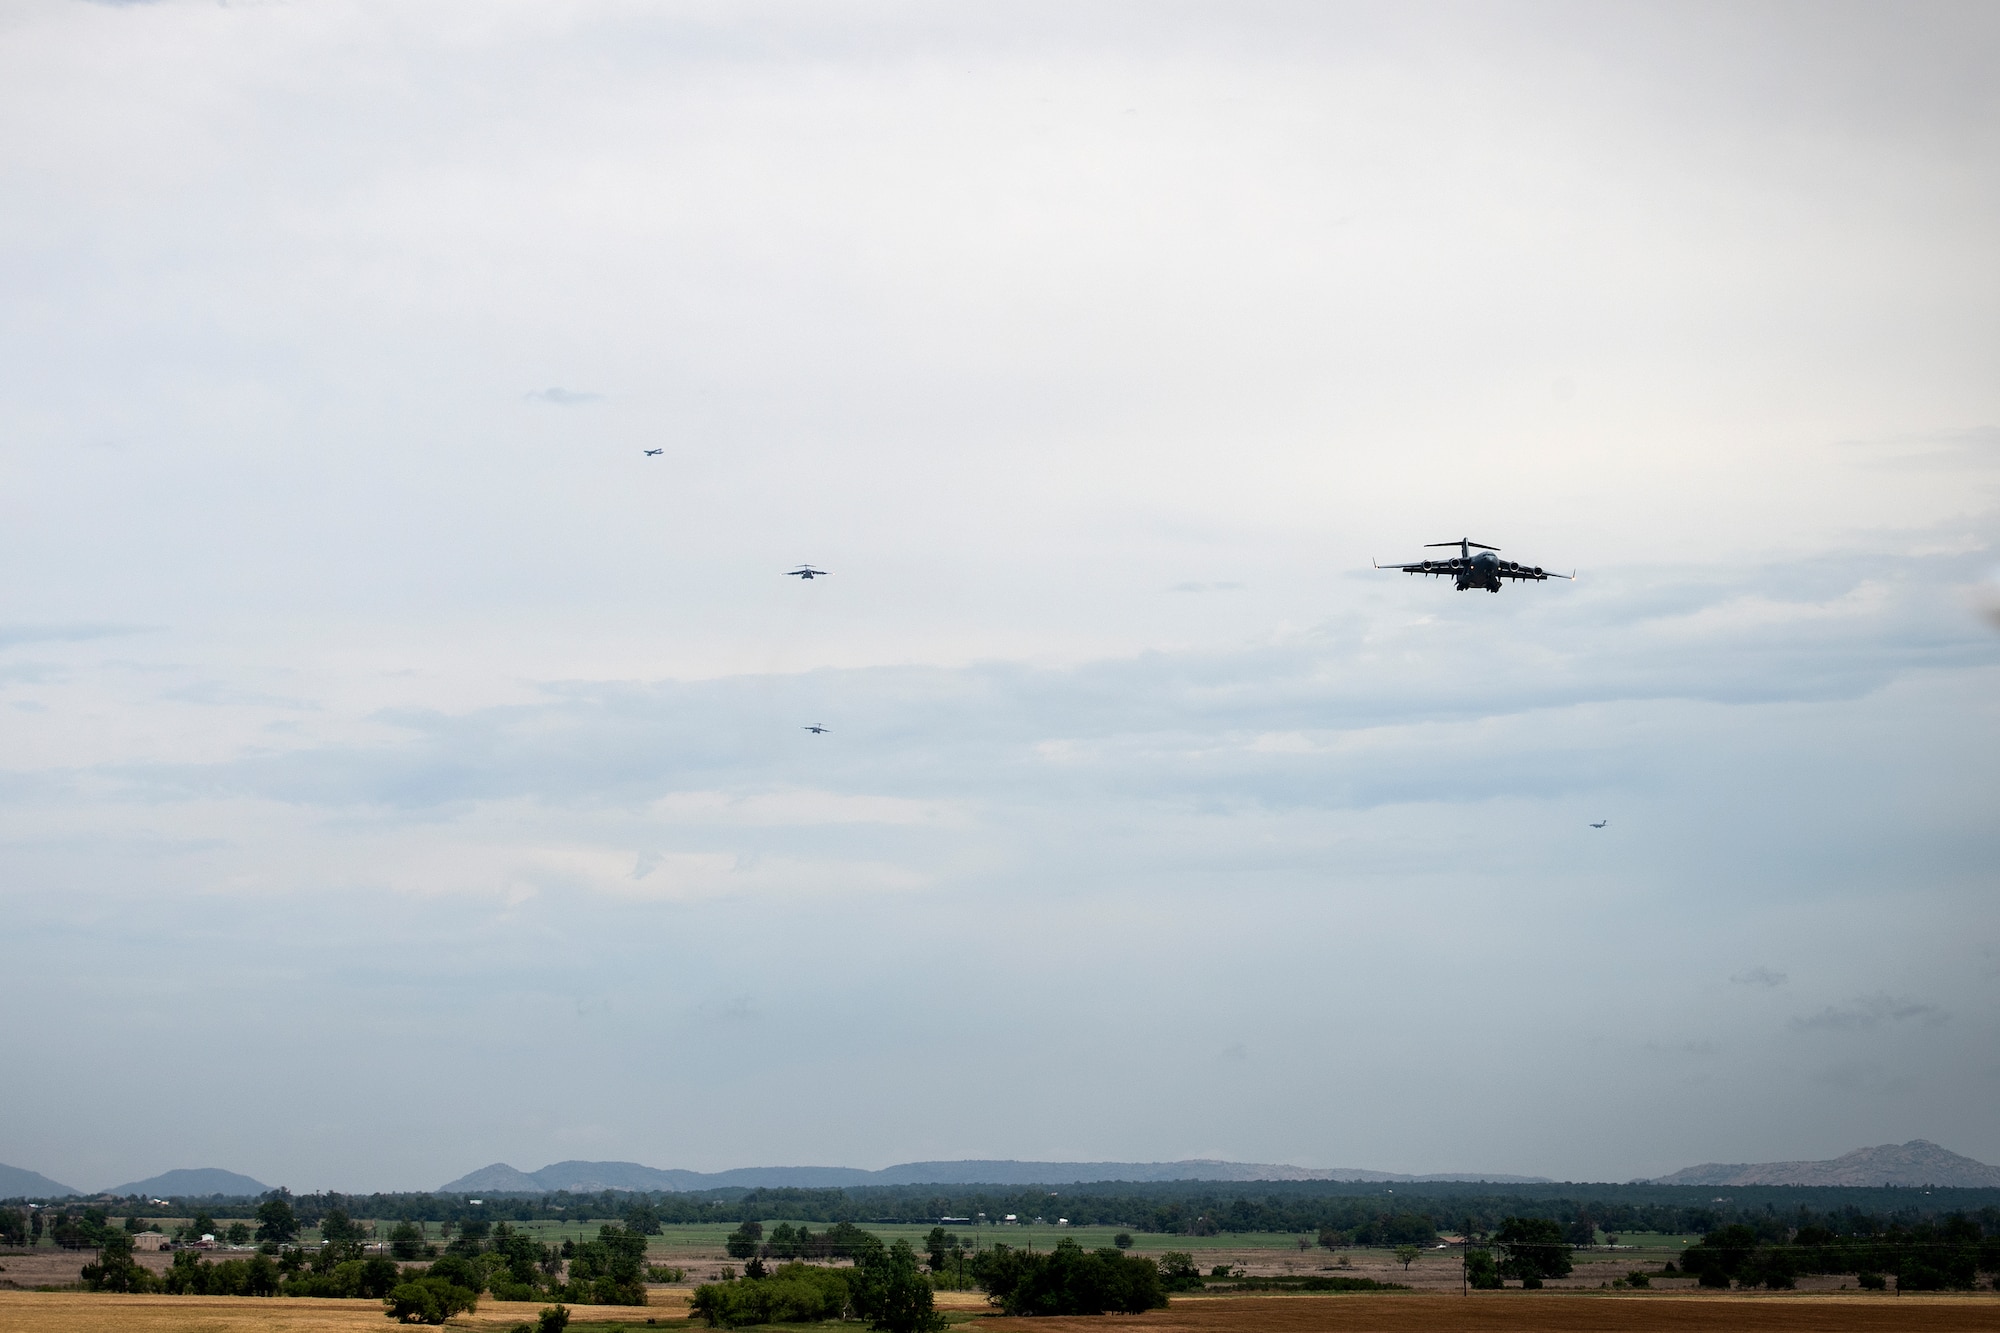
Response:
0,1162,80,1197
439,1158,1551,1193
104,1168,273,1198
1651,1141,2000,1188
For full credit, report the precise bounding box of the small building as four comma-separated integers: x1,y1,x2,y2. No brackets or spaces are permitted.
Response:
132,1232,169,1251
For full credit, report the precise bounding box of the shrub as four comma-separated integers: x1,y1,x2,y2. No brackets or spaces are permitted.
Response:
1625,1270,1650,1289
1857,1272,1886,1290
1465,1249,1502,1290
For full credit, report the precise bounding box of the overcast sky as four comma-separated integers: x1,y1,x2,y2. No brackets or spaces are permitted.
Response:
3,0,1997,1195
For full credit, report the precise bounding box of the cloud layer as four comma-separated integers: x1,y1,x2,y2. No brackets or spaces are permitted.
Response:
0,0,1995,1193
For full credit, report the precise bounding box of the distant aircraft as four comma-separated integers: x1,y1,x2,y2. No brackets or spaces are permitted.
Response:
802,724,830,734
1590,819,1608,829
643,448,663,456
786,565,829,579
1374,538,1574,593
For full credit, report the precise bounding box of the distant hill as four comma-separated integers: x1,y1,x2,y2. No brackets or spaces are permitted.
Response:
0,1162,81,1198
1653,1141,2000,1188
105,1168,272,1198
440,1158,1549,1193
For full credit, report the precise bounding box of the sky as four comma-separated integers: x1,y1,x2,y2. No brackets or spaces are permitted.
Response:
2,0,1997,1195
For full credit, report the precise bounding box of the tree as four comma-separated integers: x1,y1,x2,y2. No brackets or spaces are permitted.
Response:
1465,1248,1502,1290
1115,1233,1134,1250
1156,1251,1203,1292
0,1210,26,1247
851,1238,946,1333
970,1239,1167,1317
1395,1244,1420,1271
563,1225,649,1305
1493,1217,1572,1282
1679,1225,1759,1289
256,1196,300,1246
390,1222,426,1261
691,1263,853,1328
724,1220,763,1260
322,1209,365,1245
81,1231,158,1293
384,1275,477,1324
226,1222,251,1246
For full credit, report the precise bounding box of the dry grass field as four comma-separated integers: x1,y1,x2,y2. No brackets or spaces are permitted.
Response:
6,1288,2000,1333
0,1290,689,1333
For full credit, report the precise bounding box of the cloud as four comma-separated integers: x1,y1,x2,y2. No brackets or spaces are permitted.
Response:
1789,994,1949,1033
105,539,1994,818
525,387,603,406
161,682,319,710
1731,967,1787,988
1171,582,1245,593
0,623,151,650
1643,1040,1719,1058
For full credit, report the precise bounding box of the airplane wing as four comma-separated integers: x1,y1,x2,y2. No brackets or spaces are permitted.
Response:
1374,558,1463,575
1495,562,1572,581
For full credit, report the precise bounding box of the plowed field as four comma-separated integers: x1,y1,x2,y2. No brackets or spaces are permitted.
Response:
980,1293,2000,1333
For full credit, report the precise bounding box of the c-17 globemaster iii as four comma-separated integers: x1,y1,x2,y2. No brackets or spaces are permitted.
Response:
1374,538,1573,593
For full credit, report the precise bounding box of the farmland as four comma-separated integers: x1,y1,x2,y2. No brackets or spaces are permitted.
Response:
4,1287,1999,1333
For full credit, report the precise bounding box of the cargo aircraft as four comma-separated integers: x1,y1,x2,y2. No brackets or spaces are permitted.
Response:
1373,538,1573,593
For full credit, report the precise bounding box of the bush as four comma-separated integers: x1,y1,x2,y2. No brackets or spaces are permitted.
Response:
384,1276,478,1324
1625,1270,1650,1289
1114,1233,1133,1250
1857,1272,1886,1290
538,1304,571,1333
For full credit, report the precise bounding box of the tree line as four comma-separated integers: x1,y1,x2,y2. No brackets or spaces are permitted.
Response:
76,1218,673,1321
19,1182,2000,1249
